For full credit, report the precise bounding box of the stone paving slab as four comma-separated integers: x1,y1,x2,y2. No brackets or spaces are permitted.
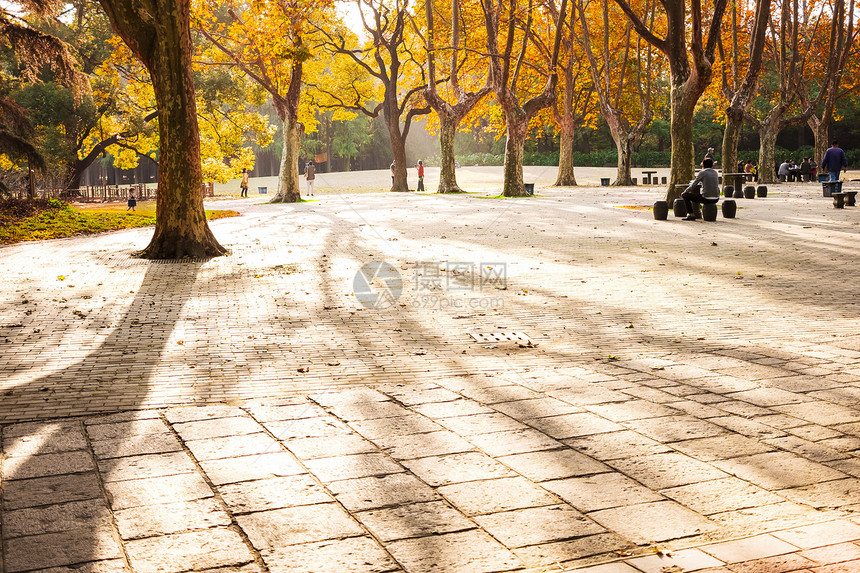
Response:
3,185,860,571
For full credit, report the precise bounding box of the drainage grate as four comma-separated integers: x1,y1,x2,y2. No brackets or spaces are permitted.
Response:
470,332,533,344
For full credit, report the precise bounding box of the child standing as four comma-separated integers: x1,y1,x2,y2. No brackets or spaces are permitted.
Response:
127,192,136,212
416,160,425,191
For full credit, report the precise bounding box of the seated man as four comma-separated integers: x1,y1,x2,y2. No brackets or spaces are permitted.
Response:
778,160,790,182
681,158,720,221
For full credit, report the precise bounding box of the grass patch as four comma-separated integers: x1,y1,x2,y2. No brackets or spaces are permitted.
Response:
473,193,541,199
1,199,239,245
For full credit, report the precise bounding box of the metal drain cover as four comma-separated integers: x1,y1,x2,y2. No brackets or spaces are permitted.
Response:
470,332,533,344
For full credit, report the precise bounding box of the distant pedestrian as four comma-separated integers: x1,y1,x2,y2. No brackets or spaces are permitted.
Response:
810,158,818,180
703,147,715,165
304,161,315,196
390,160,396,186
127,192,136,212
820,140,848,182
240,168,249,197
416,160,425,191
681,158,720,221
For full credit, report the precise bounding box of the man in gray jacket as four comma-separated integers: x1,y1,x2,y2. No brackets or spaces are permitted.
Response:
681,158,720,221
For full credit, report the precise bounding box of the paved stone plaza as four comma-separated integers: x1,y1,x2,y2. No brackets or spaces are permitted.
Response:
2,179,860,572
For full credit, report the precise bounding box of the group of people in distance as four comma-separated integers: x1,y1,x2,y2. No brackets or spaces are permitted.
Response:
777,158,816,183
777,141,849,183
679,140,850,221
391,159,432,191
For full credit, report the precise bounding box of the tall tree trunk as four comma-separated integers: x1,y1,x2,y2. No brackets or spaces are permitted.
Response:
27,161,36,199
386,112,409,192
66,164,84,192
720,108,743,183
808,116,829,165
758,123,778,184
271,63,303,204
665,81,697,202
502,114,528,197
98,0,225,259
615,135,634,186
437,116,463,193
273,113,302,202
554,122,577,186
719,0,769,184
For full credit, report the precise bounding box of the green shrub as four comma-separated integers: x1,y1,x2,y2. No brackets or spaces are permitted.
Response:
47,197,71,210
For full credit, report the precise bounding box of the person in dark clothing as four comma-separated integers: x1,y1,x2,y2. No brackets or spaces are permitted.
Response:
820,141,848,181
800,158,812,182
681,158,720,221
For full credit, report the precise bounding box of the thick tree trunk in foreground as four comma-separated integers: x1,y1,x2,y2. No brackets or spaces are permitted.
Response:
554,124,577,186
437,118,463,193
274,116,302,202
271,64,303,204
502,115,528,197
98,0,225,259
273,111,302,203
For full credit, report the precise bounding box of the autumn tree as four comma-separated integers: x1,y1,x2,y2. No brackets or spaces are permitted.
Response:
744,0,807,184
718,0,771,180
615,0,728,200
312,0,430,192
482,0,569,197
97,0,226,258
195,0,322,203
1,0,83,196
423,0,491,192
578,0,656,186
551,0,595,186
797,0,857,164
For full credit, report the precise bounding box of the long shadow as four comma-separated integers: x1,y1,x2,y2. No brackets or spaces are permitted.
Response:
260,198,860,564
1,259,205,571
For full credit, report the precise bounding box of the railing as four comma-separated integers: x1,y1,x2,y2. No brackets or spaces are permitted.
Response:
14,181,215,201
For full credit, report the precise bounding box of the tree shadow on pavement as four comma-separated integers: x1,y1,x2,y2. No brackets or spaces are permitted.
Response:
1,259,205,571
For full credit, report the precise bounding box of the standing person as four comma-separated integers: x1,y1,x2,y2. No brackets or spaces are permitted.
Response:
820,140,848,182
810,158,818,180
304,161,315,196
704,147,715,164
681,158,720,221
390,160,396,186
416,160,425,191
240,168,249,197
127,191,136,212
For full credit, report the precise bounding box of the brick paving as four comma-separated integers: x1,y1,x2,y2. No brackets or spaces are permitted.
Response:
2,180,860,571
